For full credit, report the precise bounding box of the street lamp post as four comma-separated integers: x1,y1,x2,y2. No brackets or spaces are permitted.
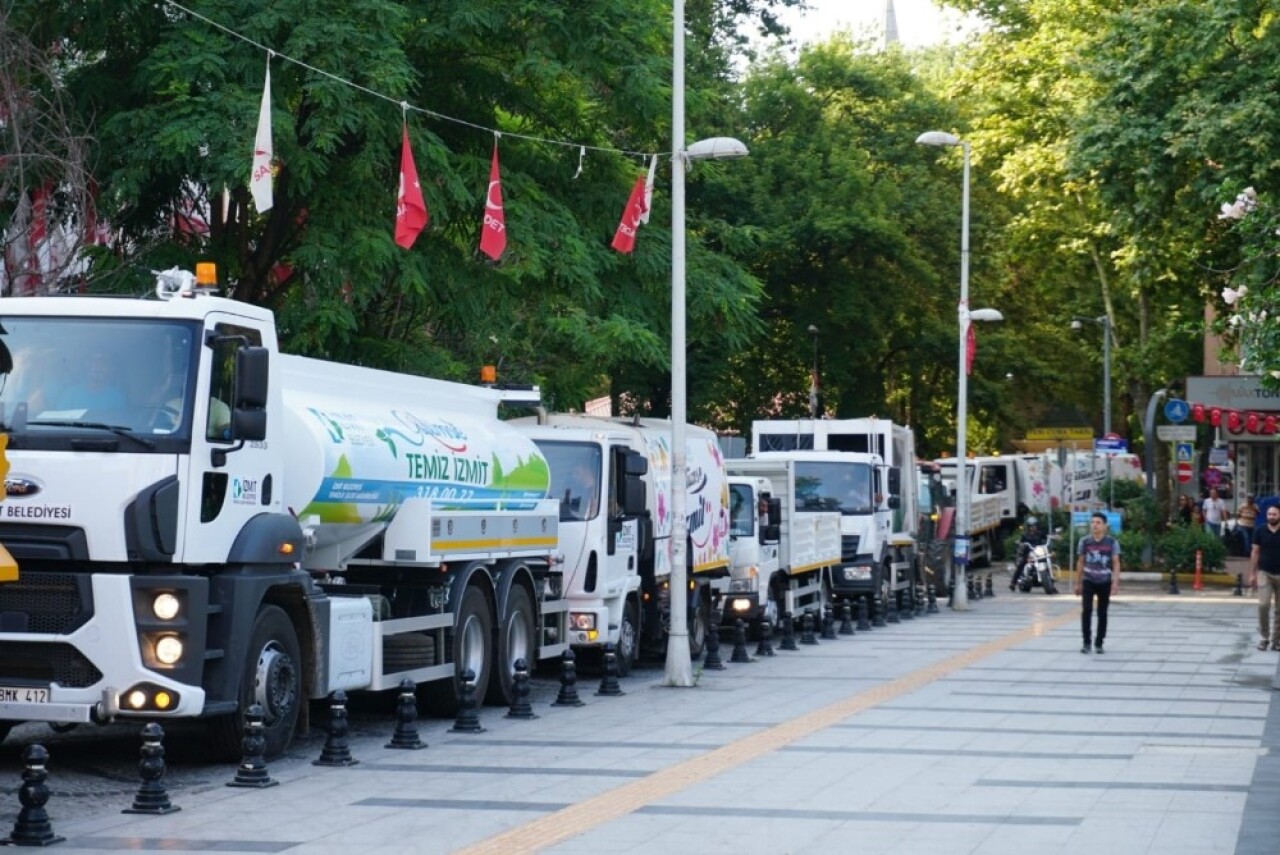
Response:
1071,314,1112,436
666,0,748,686
916,130,1001,612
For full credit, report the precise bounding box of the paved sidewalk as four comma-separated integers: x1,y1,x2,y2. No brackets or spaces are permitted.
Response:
5,583,1277,854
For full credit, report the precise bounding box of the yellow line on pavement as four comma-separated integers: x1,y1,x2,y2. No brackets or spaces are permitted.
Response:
458,608,1079,855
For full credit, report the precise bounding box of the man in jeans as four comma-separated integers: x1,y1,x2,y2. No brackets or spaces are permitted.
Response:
1075,512,1120,654
1248,504,1280,651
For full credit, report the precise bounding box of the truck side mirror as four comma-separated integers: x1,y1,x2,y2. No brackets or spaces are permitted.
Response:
887,495,901,510
234,346,269,409
887,467,901,496
622,479,646,517
761,523,781,543
767,497,782,526
624,451,648,477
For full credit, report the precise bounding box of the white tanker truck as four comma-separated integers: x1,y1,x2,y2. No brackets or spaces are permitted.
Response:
0,264,573,757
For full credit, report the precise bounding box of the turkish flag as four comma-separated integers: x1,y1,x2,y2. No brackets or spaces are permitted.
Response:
611,177,648,253
395,124,429,249
965,324,976,375
479,141,507,260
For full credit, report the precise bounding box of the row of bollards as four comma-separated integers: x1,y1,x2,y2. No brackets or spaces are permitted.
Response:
3,643,640,844
701,586,943,674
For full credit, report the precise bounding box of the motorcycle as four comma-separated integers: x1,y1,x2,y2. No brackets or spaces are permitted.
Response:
1014,539,1059,595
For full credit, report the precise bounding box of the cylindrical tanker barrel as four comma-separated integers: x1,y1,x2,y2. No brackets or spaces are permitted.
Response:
277,356,550,564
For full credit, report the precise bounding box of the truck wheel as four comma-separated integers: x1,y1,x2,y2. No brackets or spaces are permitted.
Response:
485,584,534,706
209,604,301,761
615,599,639,678
0,721,13,745
423,585,493,716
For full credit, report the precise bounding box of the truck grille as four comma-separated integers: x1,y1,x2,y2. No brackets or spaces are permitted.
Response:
0,572,92,634
0,641,103,688
841,535,861,562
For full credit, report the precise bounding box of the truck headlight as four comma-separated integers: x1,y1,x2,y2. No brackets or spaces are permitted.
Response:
152,592,181,621
570,612,597,631
154,635,184,665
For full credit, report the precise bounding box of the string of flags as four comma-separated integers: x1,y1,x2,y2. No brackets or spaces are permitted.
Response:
166,0,665,260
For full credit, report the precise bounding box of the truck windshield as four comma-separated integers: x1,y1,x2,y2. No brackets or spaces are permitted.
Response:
794,461,874,515
729,483,755,536
0,317,199,446
533,440,602,522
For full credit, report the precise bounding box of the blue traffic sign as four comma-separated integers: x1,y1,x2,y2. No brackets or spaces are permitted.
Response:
1164,398,1190,424
1094,437,1129,454
1175,442,1193,463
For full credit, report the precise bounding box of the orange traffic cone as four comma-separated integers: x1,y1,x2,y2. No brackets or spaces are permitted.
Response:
1193,548,1204,591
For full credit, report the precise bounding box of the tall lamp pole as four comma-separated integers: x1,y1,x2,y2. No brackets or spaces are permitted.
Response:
917,131,1001,612
1071,314,1112,436
666,0,748,685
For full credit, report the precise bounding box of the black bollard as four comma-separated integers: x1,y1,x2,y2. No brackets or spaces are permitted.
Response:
886,593,901,624
227,704,278,788
800,610,819,645
315,689,359,765
780,612,799,651
872,595,887,628
900,590,915,620
985,573,996,598
124,722,180,815
1168,568,1180,595
387,678,427,748
597,643,626,696
703,618,726,670
450,669,486,732
755,621,776,657
821,605,838,639
838,602,855,635
506,658,539,719
856,597,872,631
4,744,65,846
927,584,939,614
730,619,753,663
552,649,585,707
1234,573,1245,597
915,586,927,617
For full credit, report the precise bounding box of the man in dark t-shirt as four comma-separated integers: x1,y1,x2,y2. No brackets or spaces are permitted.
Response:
1075,512,1120,654
1248,504,1280,651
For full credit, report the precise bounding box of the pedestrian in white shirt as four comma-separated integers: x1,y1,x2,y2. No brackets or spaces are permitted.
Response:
1203,488,1226,537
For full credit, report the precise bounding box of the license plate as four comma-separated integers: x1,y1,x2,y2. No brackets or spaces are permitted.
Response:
0,686,49,703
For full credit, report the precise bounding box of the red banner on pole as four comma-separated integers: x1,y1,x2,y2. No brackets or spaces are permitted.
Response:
479,141,507,260
395,124,429,249
610,177,648,253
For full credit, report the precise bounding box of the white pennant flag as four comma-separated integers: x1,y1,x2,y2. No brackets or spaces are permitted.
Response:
249,61,273,213
639,154,658,225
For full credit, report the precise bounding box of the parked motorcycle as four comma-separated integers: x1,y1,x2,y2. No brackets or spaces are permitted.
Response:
1016,539,1059,595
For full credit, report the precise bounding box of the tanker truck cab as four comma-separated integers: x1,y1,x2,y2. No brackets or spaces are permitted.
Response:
518,425,649,674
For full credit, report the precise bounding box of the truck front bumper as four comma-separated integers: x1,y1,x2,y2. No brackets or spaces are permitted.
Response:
830,561,878,595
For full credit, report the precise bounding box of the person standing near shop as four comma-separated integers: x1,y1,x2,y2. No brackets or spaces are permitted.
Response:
1075,512,1121,654
1238,494,1259,556
1248,504,1280,651
1203,487,1227,537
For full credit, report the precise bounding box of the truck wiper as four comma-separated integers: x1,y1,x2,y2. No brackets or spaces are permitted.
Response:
27,420,157,450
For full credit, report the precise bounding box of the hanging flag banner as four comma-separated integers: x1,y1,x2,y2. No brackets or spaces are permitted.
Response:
965,324,976,375
611,176,648,253
250,61,274,213
395,123,429,249
639,154,658,225
479,141,507,260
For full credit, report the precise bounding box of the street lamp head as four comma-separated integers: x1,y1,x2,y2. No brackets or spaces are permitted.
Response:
916,130,964,147
1070,319,1083,331
685,136,749,162
808,324,819,336
969,308,1003,322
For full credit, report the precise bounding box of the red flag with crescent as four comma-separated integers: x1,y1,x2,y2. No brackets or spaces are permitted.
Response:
610,177,648,253
395,124,429,249
479,141,507,260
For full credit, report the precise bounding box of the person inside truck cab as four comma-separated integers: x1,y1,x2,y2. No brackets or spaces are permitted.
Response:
52,345,126,413
564,460,600,520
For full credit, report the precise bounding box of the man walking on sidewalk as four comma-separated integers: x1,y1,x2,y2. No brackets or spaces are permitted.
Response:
1076,512,1120,654
1247,504,1280,651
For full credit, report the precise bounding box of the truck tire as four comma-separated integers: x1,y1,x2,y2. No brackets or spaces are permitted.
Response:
615,599,639,678
687,593,709,660
423,585,493,716
209,604,301,761
485,584,534,706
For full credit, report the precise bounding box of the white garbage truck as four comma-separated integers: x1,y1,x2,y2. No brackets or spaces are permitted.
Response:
512,414,730,674
751,418,921,611
717,459,842,630
0,264,571,757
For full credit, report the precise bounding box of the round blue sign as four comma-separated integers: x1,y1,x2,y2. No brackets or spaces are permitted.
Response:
1164,398,1190,424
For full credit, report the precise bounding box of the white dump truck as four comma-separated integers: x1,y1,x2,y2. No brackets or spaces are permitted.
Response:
0,264,571,757
512,414,730,674
751,418,921,610
717,459,842,630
